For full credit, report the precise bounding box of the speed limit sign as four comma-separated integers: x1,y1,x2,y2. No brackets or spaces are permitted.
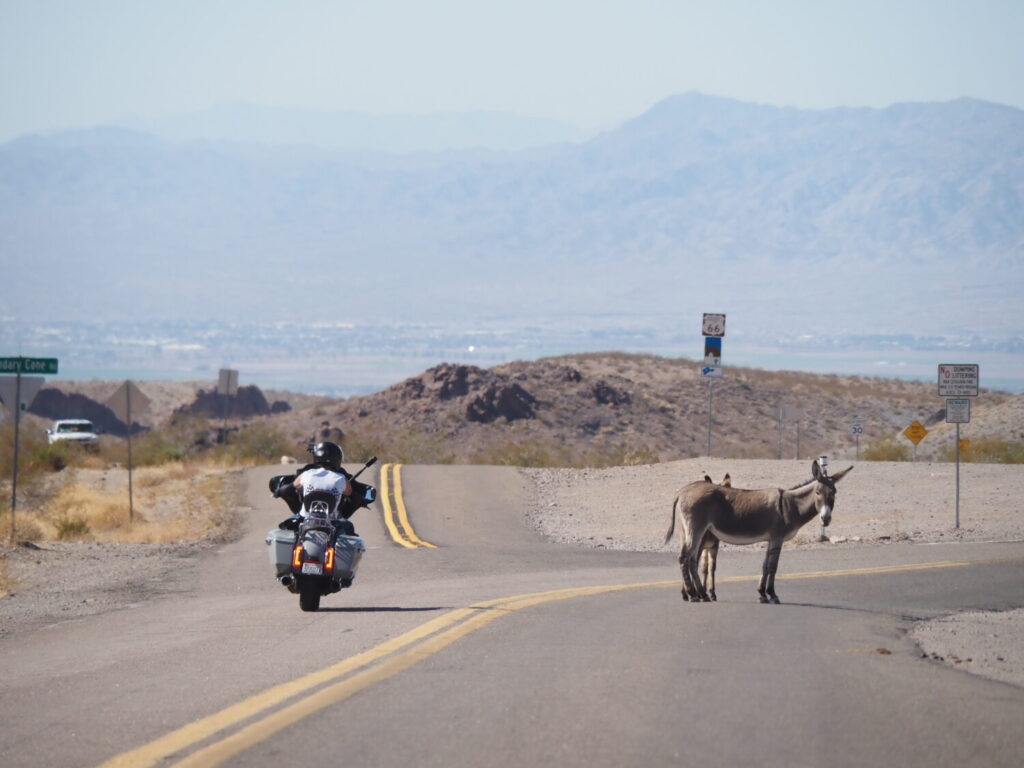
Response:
851,420,864,436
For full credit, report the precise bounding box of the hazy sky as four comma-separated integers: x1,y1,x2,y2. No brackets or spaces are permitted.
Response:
2,0,1023,142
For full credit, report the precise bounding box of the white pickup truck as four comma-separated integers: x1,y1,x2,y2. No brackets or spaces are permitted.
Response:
46,419,100,448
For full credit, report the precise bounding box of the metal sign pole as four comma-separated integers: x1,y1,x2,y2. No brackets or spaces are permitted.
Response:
955,423,961,530
706,381,713,457
777,407,783,459
127,382,134,524
8,369,22,543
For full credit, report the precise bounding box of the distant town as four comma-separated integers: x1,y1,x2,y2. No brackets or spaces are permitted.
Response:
4,318,1022,397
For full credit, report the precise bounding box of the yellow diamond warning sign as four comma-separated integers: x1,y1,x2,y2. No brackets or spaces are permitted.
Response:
903,421,928,445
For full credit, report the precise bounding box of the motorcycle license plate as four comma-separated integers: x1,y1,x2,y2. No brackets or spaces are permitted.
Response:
301,562,323,575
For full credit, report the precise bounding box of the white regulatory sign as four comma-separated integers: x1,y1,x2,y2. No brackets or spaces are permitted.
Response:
700,365,724,378
937,364,979,397
945,398,971,424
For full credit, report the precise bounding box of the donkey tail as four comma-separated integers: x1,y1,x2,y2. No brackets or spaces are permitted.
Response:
664,496,679,544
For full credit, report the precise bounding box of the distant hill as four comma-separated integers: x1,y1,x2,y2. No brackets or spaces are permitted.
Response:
311,353,1016,464
2,94,1022,340
29,354,1020,464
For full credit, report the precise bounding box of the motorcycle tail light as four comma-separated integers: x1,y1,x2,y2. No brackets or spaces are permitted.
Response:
292,544,303,568
325,547,335,572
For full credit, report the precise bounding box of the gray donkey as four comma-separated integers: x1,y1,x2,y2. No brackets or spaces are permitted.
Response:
666,460,852,603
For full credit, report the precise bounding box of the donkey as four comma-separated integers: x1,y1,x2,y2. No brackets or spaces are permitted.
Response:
693,473,731,602
666,460,852,604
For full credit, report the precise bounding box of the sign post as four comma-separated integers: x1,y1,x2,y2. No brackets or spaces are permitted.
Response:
1,357,58,542
850,418,864,461
945,396,972,530
938,366,979,529
106,381,151,524
700,315,725,457
217,369,239,444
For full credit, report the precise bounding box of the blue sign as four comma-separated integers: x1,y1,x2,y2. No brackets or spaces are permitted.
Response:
703,337,722,363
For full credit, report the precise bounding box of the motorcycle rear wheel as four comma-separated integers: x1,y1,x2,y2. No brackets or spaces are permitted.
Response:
299,579,321,612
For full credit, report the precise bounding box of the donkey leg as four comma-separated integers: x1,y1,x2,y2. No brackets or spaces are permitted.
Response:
699,548,709,598
764,543,783,604
678,552,693,601
757,546,773,603
706,540,718,601
685,542,710,602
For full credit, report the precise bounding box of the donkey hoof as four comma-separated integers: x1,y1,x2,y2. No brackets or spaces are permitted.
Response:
759,594,769,604
769,595,781,605
709,592,717,602
681,593,690,602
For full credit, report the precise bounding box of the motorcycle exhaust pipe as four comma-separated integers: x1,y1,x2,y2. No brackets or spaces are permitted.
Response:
279,574,294,587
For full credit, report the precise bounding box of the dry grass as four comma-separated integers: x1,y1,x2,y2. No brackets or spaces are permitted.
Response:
0,558,13,598
5,463,229,544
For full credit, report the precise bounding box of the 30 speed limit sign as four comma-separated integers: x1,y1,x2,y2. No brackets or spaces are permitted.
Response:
851,420,864,436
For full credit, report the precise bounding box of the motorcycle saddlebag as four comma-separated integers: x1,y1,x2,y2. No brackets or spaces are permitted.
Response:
333,535,366,581
266,528,297,576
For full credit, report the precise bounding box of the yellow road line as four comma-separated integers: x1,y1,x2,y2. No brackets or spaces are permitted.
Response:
167,583,665,768
102,555,1023,768
393,464,437,548
379,462,416,549
97,606,480,768
379,463,436,549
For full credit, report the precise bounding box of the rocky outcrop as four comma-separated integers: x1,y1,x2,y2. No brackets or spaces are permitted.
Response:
178,385,274,419
466,383,537,423
29,389,141,437
591,380,632,406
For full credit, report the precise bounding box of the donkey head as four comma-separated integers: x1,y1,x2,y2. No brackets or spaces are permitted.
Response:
810,460,853,527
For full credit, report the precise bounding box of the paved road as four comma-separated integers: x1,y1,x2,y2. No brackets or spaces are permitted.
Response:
1,464,1022,768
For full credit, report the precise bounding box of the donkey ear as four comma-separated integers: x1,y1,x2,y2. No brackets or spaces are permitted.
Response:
812,460,822,479
722,473,731,487
704,474,713,483
831,465,854,483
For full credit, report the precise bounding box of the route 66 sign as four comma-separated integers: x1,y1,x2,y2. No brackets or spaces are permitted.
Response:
702,313,726,337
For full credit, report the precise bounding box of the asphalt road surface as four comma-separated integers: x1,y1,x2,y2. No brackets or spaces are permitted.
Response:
1,464,1023,768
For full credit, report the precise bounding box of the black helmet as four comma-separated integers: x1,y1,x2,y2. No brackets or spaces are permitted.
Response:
311,441,344,470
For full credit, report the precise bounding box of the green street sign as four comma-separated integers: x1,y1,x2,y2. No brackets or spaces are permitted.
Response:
0,357,59,374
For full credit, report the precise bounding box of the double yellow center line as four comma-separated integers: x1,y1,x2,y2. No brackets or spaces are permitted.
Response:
379,462,436,548
99,556,1021,768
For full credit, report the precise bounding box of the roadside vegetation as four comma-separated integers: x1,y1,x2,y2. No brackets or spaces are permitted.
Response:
939,437,1024,463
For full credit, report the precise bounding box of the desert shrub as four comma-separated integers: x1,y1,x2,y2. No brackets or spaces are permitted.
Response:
470,440,560,468
0,510,45,542
940,437,1024,464
216,422,299,465
126,413,212,466
55,516,91,540
577,440,661,468
0,423,69,475
863,437,911,461
342,428,454,466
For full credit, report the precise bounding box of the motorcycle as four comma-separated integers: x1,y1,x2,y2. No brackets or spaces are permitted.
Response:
266,455,378,611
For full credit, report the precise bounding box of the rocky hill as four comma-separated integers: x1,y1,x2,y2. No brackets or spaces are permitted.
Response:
25,354,1018,465
287,354,1017,464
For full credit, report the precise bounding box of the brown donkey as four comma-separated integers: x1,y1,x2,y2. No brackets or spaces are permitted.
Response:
666,460,852,603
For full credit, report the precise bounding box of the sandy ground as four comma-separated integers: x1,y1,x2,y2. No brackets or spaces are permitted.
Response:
2,459,1022,690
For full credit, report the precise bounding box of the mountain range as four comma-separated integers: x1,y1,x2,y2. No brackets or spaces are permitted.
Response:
1,93,1022,343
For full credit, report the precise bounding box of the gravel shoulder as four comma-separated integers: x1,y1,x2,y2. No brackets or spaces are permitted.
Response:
2,459,1022,689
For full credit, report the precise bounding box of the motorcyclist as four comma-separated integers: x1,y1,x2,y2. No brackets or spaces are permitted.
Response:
277,441,358,536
